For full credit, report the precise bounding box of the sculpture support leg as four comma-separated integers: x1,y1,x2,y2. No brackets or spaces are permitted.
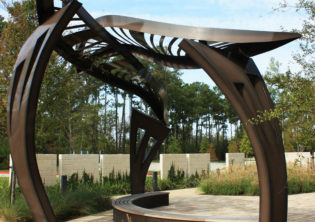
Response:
129,109,169,194
180,40,287,222
7,2,81,221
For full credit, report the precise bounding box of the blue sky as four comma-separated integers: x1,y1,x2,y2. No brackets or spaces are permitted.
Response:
1,0,305,86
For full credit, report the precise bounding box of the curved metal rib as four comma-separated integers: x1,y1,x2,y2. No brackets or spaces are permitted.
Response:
180,39,287,222
7,2,82,221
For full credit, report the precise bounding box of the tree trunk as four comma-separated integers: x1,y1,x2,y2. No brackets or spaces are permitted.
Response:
199,121,203,145
121,93,126,153
216,122,219,145
104,85,107,136
208,116,212,142
67,94,73,153
115,89,119,152
195,119,199,151
68,116,72,153
129,94,133,121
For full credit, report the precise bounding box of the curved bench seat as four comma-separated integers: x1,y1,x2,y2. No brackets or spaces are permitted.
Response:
112,192,258,222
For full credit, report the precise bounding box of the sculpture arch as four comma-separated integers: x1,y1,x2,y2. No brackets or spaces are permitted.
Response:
8,1,300,221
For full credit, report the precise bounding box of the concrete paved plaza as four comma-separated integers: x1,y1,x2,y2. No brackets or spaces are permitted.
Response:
68,188,315,222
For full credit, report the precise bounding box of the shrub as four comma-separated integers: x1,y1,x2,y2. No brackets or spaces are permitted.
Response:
167,136,182,153
0,137,10,170
0,175,111,222
239,131,254,157
228,138,240,153
207,143,218,161
287,164,315,194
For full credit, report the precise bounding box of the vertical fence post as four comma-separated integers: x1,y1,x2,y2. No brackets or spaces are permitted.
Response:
60,175,67,193
153,172,158,191
9,164,16,205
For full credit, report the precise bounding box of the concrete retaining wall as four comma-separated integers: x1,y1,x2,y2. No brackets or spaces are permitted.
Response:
100,154,130,178
9,154,57,186
160,154,187,179
59,154,100,182
285,152,313,166
226,153,245,168
187,153,210,176
36,154,57,186
160,154,210,179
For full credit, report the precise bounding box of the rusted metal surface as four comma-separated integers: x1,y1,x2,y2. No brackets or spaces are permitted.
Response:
129,109,170,194
7,0,300,221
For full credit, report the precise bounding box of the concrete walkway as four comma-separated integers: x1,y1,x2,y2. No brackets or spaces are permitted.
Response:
68,188,315,222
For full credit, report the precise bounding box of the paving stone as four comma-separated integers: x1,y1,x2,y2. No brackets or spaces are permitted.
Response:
67,188,315,222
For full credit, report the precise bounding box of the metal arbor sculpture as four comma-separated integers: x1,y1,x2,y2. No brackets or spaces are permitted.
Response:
7,0,300,221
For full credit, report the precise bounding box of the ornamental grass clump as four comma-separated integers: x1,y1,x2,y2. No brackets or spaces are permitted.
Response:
199,164,259,195
199,163,315,195
287,163,315,194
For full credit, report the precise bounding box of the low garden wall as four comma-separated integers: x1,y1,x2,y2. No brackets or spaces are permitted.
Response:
59,154,100,182
9,152,313,187
226,152,314,168
9,154,57,186
285,152,313,166
160,154,210,179
225,153,245,168
100,154,130,178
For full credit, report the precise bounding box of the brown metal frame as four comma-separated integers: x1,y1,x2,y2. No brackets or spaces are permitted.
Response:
179,40,288,222
7,0,300,221
7,2,81,221
129,109,169,194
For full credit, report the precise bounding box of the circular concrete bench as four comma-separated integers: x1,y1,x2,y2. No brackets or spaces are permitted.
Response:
112,192,258,222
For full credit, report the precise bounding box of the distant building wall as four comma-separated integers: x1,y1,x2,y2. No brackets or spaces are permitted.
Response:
59,154,99,182
226,153,245,168
9,154,57,186
160,154,210,179
100,154,130,178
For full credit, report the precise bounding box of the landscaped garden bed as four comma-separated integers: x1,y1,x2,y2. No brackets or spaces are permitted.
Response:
199,164,315,195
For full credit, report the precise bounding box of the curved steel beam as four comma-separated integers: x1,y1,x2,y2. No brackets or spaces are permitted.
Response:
62,30,199,69
180,39,287,222
36,0,54,24
7,2,81,221
96,15,300,56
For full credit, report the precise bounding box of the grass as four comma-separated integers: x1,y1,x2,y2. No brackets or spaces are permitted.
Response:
199,164,315,195
287,164,315,194
199,164,259,195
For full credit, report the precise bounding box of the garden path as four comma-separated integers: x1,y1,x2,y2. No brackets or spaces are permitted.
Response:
68,188,315,222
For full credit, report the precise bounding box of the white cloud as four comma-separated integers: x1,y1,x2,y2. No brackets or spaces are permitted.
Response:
0,8,8,19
